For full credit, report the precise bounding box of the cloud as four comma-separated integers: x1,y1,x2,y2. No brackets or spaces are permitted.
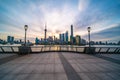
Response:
0,0,120,43
39,3,78,36
78,0,90,11
82,23,120,43
74,0,120,38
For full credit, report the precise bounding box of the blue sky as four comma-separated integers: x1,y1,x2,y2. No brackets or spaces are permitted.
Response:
0,0,120,43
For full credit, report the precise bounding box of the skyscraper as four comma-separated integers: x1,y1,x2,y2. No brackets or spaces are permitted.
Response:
7,36,11,43
70,25,73,44
7,36,14,43
35,37,39,44
11,37,14,42
62,33,64,42
65,31,68,42
75,35,81,45
54,36,56,41
59,34,62,41
44,23,47,41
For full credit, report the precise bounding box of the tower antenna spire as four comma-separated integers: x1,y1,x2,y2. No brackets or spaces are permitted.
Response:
45,22,47,29
44,22,47,42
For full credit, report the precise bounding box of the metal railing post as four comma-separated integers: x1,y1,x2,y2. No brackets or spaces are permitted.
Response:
106,48,110,53
1,47,5,53
11,47,14,53
98,48,101,53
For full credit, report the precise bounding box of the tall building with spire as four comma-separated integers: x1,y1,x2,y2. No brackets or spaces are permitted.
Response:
70,25,73,44
44,23,47,41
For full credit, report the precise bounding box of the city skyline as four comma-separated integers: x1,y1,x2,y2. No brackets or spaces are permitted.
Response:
0,0,120,43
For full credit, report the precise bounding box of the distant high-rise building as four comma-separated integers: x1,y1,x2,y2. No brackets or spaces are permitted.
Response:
70,25,74,44
7,36,14,43
35,37,39,44
44,23,47,41
7,36,11,43
73,37,76,44
11,37,14,42
81,39,86,45
75,35,81,45
54,36,56,41
62,33,64,42
59,34,62,41
48,36,53,42
65,31,68,42
20,39,22,43
118,41,120,45
41,38,44,41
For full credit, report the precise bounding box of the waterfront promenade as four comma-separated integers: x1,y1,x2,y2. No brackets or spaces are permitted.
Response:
0,52,120,80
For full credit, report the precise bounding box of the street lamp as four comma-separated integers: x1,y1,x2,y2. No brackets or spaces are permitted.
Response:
24,25,28,46
87,27,91,48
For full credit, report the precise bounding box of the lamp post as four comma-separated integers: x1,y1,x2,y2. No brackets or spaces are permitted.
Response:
24,25,28,46
87,27,91,48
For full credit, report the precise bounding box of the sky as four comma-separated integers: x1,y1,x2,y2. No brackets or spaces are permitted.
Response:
0,0,120,43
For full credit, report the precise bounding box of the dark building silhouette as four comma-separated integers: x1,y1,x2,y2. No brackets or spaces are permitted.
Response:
118,41,120,45
81,39,87,45
70,25,74,44
7,36,14,43
35,37,39,44
59,34,62,41
75,35,81,45
54,36,55,41
44,23,47,41
11,37,14,42
7,36,11,43
48,36,53,43
20,39,22,43
59,31,68,44
62,33,64,42
65,31,68,42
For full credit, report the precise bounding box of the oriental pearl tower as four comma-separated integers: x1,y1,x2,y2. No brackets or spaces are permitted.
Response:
44,23,47,41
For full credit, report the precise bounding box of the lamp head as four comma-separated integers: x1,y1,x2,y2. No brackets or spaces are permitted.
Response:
87,27,91,32
24,25,28,31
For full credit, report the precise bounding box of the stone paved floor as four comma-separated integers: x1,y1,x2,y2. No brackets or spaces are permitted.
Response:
0,54,17,59
0,52,120,80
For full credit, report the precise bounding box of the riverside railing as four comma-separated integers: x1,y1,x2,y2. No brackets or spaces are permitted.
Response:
0,45,120,54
